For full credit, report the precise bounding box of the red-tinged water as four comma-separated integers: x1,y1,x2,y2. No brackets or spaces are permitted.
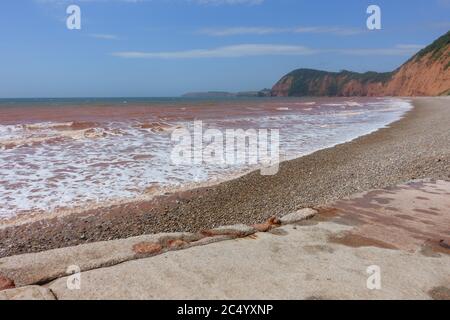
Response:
0,97,412,219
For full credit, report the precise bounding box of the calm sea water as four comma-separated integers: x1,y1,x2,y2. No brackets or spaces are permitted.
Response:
0,97,412,219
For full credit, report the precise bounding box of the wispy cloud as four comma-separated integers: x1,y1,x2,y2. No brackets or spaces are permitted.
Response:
199,27,286,36
192,0,263,5
437,0,450,7
89,33,120,40
199,26,365,36
36,0,151,3
293,26,364,36
36,0,263,5
431,21,450,28
112,43,424,59
336,44,425,56
112,44,316,58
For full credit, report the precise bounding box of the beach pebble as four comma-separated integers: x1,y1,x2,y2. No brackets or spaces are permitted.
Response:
280,208,318,225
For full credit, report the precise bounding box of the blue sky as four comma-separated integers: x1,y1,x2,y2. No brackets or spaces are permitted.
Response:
0,0,449,98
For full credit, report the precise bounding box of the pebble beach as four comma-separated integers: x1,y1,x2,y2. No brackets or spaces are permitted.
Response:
1,97,449,258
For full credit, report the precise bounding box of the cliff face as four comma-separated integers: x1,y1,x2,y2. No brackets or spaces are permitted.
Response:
384,45,450,96
272,31,450,97
271,69,391,97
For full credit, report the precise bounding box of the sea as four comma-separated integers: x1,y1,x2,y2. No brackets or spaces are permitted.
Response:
0,96,412,220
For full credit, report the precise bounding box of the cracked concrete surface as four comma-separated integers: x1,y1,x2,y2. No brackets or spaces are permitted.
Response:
1,180,449,300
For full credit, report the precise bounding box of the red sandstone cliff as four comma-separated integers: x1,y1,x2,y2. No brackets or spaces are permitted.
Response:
272,31,450,97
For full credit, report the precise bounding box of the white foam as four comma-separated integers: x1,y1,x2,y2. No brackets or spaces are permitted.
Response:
0,98,413,219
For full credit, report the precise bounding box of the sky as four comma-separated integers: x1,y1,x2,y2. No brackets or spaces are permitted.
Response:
0,0,449,98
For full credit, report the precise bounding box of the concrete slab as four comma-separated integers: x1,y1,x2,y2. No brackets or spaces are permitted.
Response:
47,222,450,300
0,286,55,300
47,180,450,300
321,179,450,253
1,179,449,300
0,232,202,287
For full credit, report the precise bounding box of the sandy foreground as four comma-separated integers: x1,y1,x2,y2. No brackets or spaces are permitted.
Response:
0,179,449,299
0,97,449,258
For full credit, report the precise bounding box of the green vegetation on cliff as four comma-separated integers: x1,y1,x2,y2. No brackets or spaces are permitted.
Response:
415,31,450,61
273,31,449,97
283,69,392,96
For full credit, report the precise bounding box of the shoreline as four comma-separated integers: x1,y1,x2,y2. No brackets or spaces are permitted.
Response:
1,97,449,258
0,98,412,228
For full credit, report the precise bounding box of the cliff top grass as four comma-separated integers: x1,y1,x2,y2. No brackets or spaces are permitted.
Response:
276,31,449,96
415,31,449,61
285,68,392,84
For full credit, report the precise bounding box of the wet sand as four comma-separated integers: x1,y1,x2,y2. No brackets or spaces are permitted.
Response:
1,97,449,258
